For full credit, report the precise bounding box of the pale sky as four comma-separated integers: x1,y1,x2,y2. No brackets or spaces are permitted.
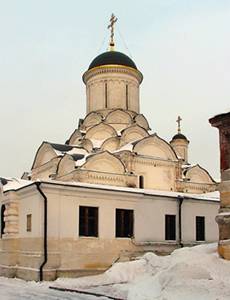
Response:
0,0,229,180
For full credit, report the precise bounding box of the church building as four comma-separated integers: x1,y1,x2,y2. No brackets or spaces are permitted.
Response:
0,16,219,281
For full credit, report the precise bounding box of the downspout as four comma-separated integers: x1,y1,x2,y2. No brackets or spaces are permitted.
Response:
35,182,47,281
177,195,184,248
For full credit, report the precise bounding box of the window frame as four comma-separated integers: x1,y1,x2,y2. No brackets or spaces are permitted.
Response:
26,214,32,232
116,208,134,238
79,206,98,237
165,214,176,241
196,216,205,241
139,175,144,189
1,205,6,237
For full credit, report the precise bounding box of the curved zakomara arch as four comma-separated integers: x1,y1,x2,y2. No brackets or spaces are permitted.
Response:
101,137,120,152
81,138,93,152
184,164,216,184
82,151,126,174
85,123,117,142
105,109,133,125
31,142,58,170
68,129,83,146
134,114,150,130
82,111,103,128
133,134,178,161
56,154,75,177
126,110,138,118
120,124,149,146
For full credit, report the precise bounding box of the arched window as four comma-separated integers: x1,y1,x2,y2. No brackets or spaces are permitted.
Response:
139,175,144,189
1,205,6,236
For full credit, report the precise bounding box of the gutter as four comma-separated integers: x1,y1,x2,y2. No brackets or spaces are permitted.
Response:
177,195,184,247
35,182,47,281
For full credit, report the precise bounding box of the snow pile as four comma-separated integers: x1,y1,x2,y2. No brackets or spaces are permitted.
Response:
55,243,230,300
127,244,230,300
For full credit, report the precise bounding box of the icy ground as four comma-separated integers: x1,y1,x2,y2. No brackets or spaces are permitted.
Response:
0,277,107,299
1,243,230,300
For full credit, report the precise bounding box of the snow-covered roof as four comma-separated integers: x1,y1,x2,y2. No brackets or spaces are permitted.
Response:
2,178,34,192
2,177,219,202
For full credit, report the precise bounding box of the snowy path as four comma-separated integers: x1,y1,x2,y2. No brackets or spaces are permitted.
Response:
0,277,108,300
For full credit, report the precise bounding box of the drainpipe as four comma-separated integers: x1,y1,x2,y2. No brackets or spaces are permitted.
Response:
35,182,47,281
177,195,184,248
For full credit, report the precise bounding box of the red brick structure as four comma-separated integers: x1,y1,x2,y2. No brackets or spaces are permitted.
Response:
210,112,230,259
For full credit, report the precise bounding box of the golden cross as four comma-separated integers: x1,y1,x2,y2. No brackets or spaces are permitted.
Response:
107,13,117,50
176,116,182,133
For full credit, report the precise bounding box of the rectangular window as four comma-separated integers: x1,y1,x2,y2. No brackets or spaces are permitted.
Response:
126,84,129,109
196,216,205,241
105,82,108,108
116,209,134,238
1,205,6,236
165,214,176,240
79,206,98,237
139,175,144,189
26,214,32,232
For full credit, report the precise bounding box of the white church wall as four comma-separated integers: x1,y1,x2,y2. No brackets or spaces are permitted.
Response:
43,184,139,239
18,187,43,238
182,200,218,243
0,183,219,281
107,79,126,109
135,196,177,242
85,70,140,113
88,81,105,111
128,83,139,112
133,161,176,191
41,184,218,244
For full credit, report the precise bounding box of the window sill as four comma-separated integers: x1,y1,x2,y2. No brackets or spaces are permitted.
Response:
115,237,133,239
78,236,99,239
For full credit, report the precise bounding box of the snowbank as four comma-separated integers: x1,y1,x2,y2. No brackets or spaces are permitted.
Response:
54,243,230,300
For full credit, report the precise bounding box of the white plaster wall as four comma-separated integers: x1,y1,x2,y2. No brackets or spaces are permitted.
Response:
170,140,188,162
128,83,139,112
173,144,188,162
107,80,126,109
45,186,137,239
42,184,218,244
133,163,176,191
85,71,140,113
135,197,177,242
182,200,218,242
18,188,43,238
89,82,105,111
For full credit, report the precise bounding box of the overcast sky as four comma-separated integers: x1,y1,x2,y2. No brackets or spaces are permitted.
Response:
0,0,229,180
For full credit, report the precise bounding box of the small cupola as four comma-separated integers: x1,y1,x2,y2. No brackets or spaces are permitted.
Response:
170,116,189,163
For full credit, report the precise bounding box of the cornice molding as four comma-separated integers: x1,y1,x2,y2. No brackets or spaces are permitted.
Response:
83,65,143,84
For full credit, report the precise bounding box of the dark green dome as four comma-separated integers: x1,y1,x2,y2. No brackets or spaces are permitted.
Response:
88,51,137,70
172,133,188,141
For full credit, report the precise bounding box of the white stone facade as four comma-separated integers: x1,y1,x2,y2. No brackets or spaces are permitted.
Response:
0,181,219,280
83,66,142,114
0,45,219,280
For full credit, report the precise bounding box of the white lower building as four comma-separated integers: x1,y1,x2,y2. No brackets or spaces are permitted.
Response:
0,179,219,281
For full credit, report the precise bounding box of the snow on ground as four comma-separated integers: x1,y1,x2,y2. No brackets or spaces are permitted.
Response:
1,243,230,300
0,277,107,300
54,243,230,300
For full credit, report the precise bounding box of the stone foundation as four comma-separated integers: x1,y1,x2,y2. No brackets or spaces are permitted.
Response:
0,237,184,281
